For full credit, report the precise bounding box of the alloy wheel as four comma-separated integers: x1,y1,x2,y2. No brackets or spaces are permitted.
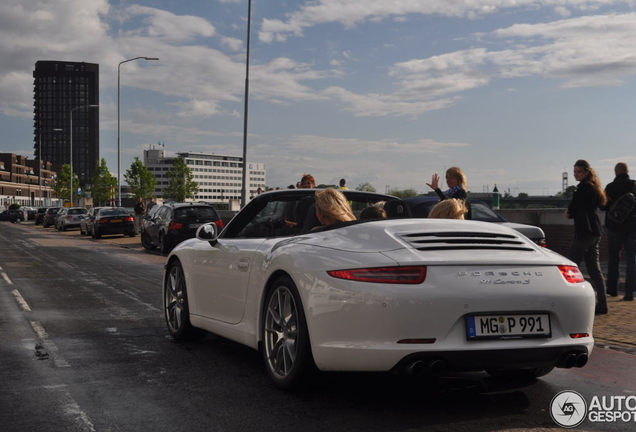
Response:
264,285,299,379
165,264,186,335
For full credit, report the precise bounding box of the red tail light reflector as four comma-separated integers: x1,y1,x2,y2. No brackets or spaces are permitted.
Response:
569,333,589,339
97,218,107,223
215,219,224,229
124,216,134,222
168,221,184,230
327,266,426,284
558,265,585,283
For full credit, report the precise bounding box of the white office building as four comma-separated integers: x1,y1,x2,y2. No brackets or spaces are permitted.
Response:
143,148,266,204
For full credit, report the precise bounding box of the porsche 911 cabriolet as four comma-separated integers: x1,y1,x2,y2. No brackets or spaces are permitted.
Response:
163,189,595,389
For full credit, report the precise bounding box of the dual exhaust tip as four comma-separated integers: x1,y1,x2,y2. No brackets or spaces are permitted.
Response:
558,352,588,369
405,359,446,377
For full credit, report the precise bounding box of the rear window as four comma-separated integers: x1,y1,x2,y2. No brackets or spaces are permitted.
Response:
174,206,219,220
49,208,60,214
69,209,87,215
99,209,129,216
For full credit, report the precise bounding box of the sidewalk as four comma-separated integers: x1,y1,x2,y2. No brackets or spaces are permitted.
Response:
588,262,636,355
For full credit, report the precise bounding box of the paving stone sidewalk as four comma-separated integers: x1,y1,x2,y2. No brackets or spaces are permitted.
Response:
589,262,636,354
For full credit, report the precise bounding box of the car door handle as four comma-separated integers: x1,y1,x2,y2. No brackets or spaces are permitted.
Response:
237,258,250,272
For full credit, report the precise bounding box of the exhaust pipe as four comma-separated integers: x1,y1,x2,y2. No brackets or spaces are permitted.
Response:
558,353,578,369
429,359,446,376
406,360,427,376
575,353,588,368
406,360,446,376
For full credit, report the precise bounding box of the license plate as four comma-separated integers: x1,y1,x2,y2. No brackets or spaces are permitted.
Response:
189,223,201,229
111,219,122,223
466,313,551,340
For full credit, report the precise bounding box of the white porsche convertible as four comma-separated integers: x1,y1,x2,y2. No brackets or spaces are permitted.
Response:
163,190,595,389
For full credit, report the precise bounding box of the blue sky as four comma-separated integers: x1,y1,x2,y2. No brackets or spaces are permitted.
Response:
2,0,636,195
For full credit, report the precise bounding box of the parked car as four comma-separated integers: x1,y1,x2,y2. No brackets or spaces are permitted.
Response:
0,209,26,223
34,207,47,225
403,196,547,247
22,206,37,221
141,202,223,254
55,207,88,231
42,207,62,228
90,207,135,239
80,207,103,235
163,189,594,390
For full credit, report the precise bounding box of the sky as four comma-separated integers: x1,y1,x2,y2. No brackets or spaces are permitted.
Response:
2,0,636,196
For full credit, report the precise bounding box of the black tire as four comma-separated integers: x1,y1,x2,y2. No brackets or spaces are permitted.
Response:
163,260,205,341
160,235,171,254
61,224,67,231
79,226,85,235
94,227,102,239
128,231,136,237
141,232,156,250
43,221,48,228
486,366,555,380
16,217,22,223
262,275,315,390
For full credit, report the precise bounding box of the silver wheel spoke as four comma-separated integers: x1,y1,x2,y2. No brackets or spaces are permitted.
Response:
264,285,301,379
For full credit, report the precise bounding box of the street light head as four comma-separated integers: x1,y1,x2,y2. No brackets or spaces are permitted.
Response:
144,57,159,61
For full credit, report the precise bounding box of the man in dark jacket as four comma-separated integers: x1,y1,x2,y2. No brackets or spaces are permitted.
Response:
604,162,636,301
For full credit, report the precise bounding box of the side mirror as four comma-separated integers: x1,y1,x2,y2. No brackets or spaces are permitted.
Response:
196,222,218,246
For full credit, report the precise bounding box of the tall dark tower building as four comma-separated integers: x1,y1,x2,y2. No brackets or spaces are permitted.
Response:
33,61,99,187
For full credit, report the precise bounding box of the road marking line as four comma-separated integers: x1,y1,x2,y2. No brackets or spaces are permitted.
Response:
1,271,13,285
12,289,32,311
30,321,71,368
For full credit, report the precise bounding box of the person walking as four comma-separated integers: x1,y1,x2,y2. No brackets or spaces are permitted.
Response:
565,159,609,315
133,197,145,234
603,162,636,301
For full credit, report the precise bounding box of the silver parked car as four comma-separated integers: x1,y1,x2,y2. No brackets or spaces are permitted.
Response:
56,207,88,231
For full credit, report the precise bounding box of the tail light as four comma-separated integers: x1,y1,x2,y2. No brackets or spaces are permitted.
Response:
536,238,547,247
168,221,184,230
124,216,134,222
569,333,589,339
558,265,585,283
214,219,224,229
327,266,426,284
66,215,73,219
97,218,107,223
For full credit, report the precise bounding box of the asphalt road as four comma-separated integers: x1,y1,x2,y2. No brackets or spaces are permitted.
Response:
1,221,635,432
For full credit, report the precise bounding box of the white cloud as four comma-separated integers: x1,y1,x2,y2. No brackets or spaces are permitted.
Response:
124,5,216,42
258,0,634,42
554,6,572,17
220,36,243,51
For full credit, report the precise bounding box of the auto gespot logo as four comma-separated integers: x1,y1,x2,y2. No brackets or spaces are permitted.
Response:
550,391,636,428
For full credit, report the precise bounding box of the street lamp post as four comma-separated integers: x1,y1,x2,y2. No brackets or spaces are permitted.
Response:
70,105,99,207
39,128,62,206
118,56,159,207
241,0,252,208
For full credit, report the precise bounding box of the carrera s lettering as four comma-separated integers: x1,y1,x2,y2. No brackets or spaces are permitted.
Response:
479,279,531,285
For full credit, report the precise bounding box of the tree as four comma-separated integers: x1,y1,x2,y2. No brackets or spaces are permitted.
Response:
518,192,529,199
124,157,156,200
163,156,198,202
356,182,376,193
388,188,419,198
89,158,118,206
555,186,576,198
53,164,80,204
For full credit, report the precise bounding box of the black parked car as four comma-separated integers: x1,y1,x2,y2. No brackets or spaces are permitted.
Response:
141,202,223,254
90,207,136,239
0,209,26,223
34,207,47,225
42,207,63,228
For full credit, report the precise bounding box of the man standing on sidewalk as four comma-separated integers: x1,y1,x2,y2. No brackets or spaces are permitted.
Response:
604,162,636,301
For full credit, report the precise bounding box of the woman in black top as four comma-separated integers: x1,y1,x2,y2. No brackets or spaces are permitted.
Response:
427,166,470,218
427,166,467,200
566,159,608,315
